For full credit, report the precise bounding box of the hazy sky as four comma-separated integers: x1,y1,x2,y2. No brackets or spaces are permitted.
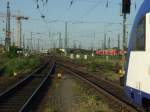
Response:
0,0,144,49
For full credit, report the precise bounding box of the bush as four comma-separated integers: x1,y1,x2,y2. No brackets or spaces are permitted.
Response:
3,56,40,76
87,61,97,72
6,46,23,58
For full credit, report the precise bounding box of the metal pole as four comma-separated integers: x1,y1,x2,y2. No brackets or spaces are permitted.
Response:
19,19,22,48
65,22,68,51
93,32,95,51
53,39,56,49
37,38,40,52
122,13,127,73
5,1,11,50
73,40,76,49
59,32,62,49
23,33,25,49
49,32,51,49
108,37,110,49
104,32,106,49
118,34,120,50
91,39,93,51
12,28,15,46
0,38,3,45
79,41,81,49
31,32,33,51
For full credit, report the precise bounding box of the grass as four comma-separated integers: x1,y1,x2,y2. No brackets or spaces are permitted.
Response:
1,55,40,76
103,71,119,81
73,82,113,112
62,54,121,81
87,61,97,72
0,54,10,67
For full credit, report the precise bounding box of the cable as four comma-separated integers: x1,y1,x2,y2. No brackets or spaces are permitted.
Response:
79,0,104,19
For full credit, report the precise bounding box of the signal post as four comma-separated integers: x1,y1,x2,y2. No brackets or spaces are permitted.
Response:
120,0,131,85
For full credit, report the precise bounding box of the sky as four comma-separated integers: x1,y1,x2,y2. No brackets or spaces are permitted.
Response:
0,0,144,50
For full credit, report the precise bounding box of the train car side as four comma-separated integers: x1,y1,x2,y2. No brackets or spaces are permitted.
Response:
125,0,150,108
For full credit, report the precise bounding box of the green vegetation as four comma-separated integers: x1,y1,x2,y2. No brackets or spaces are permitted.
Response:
64,53,121,81
0,55,10,67
0,46,22,66
87,61,97,72
4,56,40,76
0,45,41,77
7,46,19,58
0,53,40,76
73,82,113,112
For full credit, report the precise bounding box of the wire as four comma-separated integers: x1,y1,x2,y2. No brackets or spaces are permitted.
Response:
75,0,105,3
33,0,46,20
27,18,133,26
79,0,104,19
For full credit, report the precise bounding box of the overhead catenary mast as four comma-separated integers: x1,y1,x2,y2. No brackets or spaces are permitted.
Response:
65,22,68,51
118,34,120,50
104,32,106,49
108,37,110,49
59,32,62,49
5,1,11,51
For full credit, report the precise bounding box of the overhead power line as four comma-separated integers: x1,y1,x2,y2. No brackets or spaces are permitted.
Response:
79,0,103,19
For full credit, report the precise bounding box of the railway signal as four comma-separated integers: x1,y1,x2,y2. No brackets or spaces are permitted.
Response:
122,0,131,14
121,0,131,82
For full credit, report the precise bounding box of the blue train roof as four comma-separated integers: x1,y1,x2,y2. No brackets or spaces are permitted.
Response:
129,0,150,46
126,0,150,71
133,0,150,27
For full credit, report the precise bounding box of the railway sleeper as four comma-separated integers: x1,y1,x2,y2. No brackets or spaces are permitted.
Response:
0,108,19,112
7,96,28,100
0,105,21,108
0,100,25,104
0,108,17,111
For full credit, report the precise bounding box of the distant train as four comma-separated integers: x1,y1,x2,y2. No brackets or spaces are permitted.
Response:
96,49,127,56
125,0,150,110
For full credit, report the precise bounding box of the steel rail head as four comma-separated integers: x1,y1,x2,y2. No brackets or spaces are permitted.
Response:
0,61,49,100
19,62,55,112
58,62,145,112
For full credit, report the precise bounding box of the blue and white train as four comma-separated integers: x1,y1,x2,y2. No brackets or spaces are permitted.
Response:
125,0,150,109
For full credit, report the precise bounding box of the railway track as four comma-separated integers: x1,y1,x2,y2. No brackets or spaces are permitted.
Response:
0,60,55,112
57,62,145,112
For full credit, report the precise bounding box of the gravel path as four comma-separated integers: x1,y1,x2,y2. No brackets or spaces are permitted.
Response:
36,72,77,112
59,76,75,112
36,69,113,112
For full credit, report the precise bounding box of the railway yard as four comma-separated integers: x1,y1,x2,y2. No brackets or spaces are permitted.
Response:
0,0,148,112
0,55,145,112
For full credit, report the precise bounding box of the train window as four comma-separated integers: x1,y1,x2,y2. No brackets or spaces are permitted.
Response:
132,16,145,51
